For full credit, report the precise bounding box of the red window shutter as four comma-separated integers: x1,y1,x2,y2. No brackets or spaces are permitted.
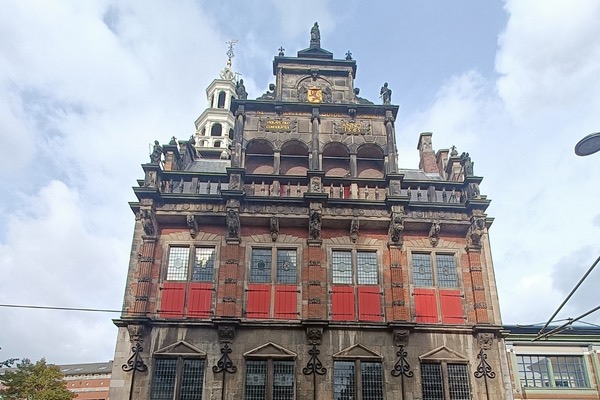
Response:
187,283,213,318
246,284,271,319
274,285,298,319
358,286,382,322
332,286,355,321
440,289,464,324
343,186,350,199
414,288,438,323
160,283,185,319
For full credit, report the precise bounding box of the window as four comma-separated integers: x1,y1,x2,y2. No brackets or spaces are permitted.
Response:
411,252,463,324
244,360,295,400
516,355,589,388
211,123,223,137
421,363,470,400
331,250,382,322
217,91,226,108
160,246,216,319
333,360,384,400
246,248,299,319
150,358,205,400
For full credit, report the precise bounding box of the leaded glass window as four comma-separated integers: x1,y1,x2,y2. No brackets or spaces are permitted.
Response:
192,247,215,282
150,358,205,400
413,253,433,286
333,361,356,400
357,252,378,285
250,249,272,283
244,359,295,400
412,253,458,288
332,250,353,284
361,362,384,400
334,360,383,400
436,254,458,288
167,247,190,281
276,250,297,283
421,362,470,400
421,363,443,400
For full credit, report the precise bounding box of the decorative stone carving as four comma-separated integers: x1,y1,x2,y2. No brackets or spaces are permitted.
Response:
429,221,440,247
270,217,279,242
229,174,241,190
235,79,248,100
226,209,240,240
140,209,155,236
144,170,157,188
187,214,198,238
393,329,410,347
298,83,308,102
309,210,322,240
477,333,494,350
467,216,486,248
389,212,404,244
468,182,481,199
389,180,401,196
310,176,321,193
350,218,359,243
218,325,235,343
307,327,323,345
310,22,320,48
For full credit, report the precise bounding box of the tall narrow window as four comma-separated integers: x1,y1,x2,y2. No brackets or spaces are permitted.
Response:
331,250,382,322
246,248,299,319
150,358,205,400
160,246,216,319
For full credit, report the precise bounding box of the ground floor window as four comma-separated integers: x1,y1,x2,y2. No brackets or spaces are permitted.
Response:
516,354,589,388
244,360,295,400
421,362,470,400
150,358,205,400
333,360,384,400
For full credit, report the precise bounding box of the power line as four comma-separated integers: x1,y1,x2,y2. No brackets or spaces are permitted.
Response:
0,304,122,314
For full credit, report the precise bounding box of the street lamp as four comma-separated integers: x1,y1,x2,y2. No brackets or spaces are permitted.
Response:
575,132,600,156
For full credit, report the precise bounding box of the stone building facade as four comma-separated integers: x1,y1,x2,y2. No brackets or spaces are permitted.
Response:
109,25,512,400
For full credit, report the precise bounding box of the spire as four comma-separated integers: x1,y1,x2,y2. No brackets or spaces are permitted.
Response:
220,40,237,81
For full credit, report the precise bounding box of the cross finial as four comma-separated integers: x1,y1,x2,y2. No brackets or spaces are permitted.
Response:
278,46,285,57
226,39,238,68
345,50,352,60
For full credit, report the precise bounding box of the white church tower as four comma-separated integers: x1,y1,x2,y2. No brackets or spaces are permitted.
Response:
193,41,241,159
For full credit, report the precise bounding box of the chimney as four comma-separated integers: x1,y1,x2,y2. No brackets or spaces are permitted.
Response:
417,132,438,174
436,149,449,179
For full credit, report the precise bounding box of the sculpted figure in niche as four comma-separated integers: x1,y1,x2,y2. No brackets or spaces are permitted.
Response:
380,82,392,105
298,84,308,102
226,209,240,238
309,210,321,240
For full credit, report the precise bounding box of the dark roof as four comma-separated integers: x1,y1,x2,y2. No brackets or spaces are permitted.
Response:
185,159,230,173
59,361,113,375
399,169,443,181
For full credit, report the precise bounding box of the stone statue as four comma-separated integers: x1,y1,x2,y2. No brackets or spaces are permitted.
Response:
390,212,404,243
226,209,240,239
270,217,279,242
298,84,308,102
429,221,440,247
258,83,276,100
323,86,332,103
236,79,248,100
460,152,474,177
310,22,320,48
380,82,392,105
150,140,162,163
309,210,321,240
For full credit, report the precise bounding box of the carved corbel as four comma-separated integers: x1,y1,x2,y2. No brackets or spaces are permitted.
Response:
187,214,199,238
218,325,236,344
270,217,279,242
389,212,404,244
428,221,440,247
466,215,486,248
139,209,156,236
350,218,359,243
307,327,323,345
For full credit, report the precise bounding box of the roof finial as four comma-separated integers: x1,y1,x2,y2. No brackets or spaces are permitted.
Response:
226,39,238,68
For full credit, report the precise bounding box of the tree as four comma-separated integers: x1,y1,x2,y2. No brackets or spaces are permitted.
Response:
0,358,75,400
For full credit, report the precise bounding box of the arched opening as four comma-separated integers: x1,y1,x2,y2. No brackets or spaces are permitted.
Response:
323,142,350,177
280,140,309,175
229,128,234,140
211,123,223,137
357,144,384,178
245,140,274,174
201,127,206,136
217,91,226,108
214,140,222,148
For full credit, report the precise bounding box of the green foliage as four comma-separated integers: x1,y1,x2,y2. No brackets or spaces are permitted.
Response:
0,358,75,400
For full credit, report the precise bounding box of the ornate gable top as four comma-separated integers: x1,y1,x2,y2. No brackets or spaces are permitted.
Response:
333,344,382,360
243,342,297,359
419,346,468,362
154,341,206,357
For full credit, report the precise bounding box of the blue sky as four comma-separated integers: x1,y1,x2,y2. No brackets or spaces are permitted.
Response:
1,0,599,364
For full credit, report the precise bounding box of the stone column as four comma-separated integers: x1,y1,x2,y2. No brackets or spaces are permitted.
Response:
385,110,398,173
232,105,245,168
350,153,357,177
274,150,281,175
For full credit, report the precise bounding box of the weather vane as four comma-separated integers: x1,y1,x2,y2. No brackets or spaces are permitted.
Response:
226,39,238,68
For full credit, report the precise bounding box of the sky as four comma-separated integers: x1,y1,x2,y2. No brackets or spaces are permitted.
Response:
0,0,599,365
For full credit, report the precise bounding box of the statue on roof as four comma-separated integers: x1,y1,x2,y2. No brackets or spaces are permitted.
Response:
380,82,392,105
310,22,321,48
150,140,162,164
236,79,248,100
